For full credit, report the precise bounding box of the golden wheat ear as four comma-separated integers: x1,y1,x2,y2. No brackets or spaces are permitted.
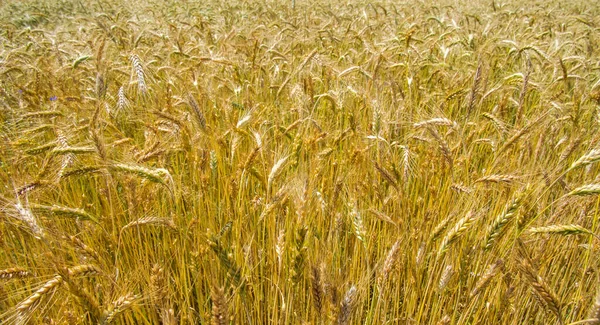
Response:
100,293,138,325
210,285,229,325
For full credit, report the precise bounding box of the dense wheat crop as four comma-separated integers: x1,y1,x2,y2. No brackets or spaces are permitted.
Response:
2,0,600,323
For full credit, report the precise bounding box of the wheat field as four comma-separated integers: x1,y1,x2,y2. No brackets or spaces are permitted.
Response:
1,0,600,323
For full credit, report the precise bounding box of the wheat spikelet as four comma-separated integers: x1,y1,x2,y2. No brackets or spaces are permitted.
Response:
22,124,54,135
258,201,282,223
16,181,49,196
482,112,508,136
519,259,562,323
437,210,476,259
62,166,103,178
467,62,482,115
137,148,166,163
235,112,252,130
122,216,176,230
436,315,451,325
51,146,96,156
284,119,303,134
116,86,129,111
413,117,456,129
130,54,147,93
377,240,400,293
187,93,206,130
450,183,473,194
570,149,600,170
268,156,289,189
401,145,412,181
350,204,366,244
150,264,167,305
61,269,101,322
16,275,63,313
69,236,100,261
497,114,545,155
90,128,107,161
589,289,600,325
109,163,171,186
14,201,44,239
438,264,454,291
111,138,133,147
208,239,241,284
30,203,98,223
243,146,261,171
527,224,595,237
291,226,308,284
275,229,285,271
474,174,520,185
153,110,186,131
372,105,382,134
159,309,177,325
25,142,57,155
96,72,106,99
210,286,228,325
374,162,399,191
310,265,324,313
569,184,600,196
427,127,453,168
101,293,138,325
470,259,504,297
368,209,396,226
515,59,531,125
558,136,582,166
22,111,64,119
484,193,523,250
415,242,426,266
336,285,357,325
55,132,74,181
0,267,30,280
67,264,99,277
430,214,453,242
149,264,177,322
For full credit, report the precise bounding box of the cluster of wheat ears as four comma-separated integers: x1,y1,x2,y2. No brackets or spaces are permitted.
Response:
1,0,600,323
